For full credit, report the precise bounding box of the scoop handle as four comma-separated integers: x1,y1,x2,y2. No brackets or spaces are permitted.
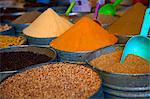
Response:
140,8,150,36
94,2,100,19
65,1,76,16
112,0,123,7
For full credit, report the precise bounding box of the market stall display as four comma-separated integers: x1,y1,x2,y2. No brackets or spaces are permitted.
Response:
0,1,149,98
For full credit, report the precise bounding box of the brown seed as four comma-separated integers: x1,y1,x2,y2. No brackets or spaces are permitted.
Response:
0,63,101,99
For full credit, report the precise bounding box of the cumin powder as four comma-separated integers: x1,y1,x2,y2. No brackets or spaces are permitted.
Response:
91,50,150,74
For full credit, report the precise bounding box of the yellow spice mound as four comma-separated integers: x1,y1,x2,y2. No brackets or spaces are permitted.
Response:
23,8,73,38
50,17,118,52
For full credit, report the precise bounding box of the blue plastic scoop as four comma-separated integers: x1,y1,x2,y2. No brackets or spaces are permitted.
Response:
120,8,150,64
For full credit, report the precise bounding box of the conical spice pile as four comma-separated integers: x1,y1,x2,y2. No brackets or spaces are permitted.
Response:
50,17,118,52
23,8,73,38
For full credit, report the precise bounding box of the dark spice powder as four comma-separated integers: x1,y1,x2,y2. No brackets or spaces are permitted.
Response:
0,52,52,71
91,50,150,74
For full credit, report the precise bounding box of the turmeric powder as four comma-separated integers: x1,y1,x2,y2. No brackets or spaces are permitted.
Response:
50,17,118,52
107,3,146,36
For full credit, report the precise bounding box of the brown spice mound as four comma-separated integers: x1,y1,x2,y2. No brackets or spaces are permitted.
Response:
91,50,150,74
0,63,101,99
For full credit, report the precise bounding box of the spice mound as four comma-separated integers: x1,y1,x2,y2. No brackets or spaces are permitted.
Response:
0,35,25,48
0,24,12,32
50,17,118,52
23,8,73,38
0,63,101,98
91,50,150,74
107,3,146,36
0,52,52,71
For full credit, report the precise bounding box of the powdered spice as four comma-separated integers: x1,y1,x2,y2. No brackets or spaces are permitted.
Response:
91,49,150,74
50,17,118,52
23,8,73,38
107,3,147,36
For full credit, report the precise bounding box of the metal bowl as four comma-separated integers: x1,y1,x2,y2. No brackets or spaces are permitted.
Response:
26,36,56,45
12,23,29,35
0,62,104,99
86,44,150,98
0,24,15,36
0,45,57,82
54,48,93,64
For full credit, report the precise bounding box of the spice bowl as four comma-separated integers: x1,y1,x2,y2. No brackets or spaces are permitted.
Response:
0,24,16,36
53,48,94,64
86,44,150,98
0,62,104,99
0,45,57,82
26,36,56,45
11,23,29,35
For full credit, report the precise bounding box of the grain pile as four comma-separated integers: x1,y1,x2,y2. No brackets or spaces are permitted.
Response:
23,8,73,38
107,3,147,36
13,11,41,24
0,51,52,71
91,49,150,74
0,35,25,48
50,17,118,52
0,63,101,98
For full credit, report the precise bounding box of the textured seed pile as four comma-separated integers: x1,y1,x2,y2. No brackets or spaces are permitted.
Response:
0,24,11,32
91,50,150,74
0,35,25,48
0,52,52,71
0,63,101,99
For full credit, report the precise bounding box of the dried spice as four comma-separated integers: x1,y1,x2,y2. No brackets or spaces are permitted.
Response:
23,8,73,38
0,35,25,48
107,3,147,36
0,63,101,98
91,49,150,74
50,17,117,52
13,11,41,24
0,51,52,71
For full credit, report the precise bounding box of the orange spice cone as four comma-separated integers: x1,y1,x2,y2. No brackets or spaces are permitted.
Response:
50,17,118,52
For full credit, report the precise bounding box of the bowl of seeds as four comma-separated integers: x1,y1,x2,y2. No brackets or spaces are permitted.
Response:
86,44,150,98
0,45,57,82
0,62,103,99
